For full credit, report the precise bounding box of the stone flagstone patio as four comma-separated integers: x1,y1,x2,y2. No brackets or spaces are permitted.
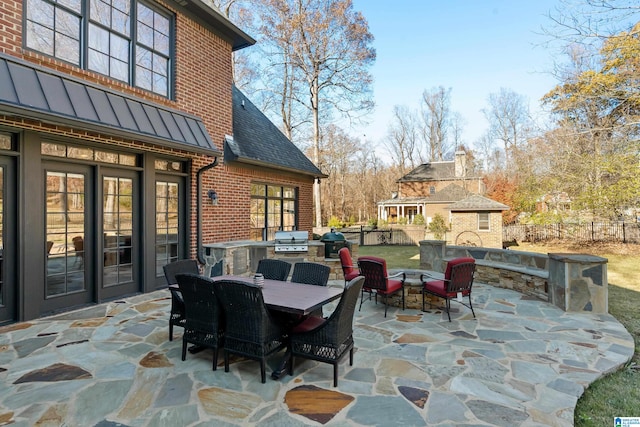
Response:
0,281,634,426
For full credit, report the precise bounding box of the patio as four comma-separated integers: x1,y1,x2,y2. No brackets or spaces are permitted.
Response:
0,280,633,426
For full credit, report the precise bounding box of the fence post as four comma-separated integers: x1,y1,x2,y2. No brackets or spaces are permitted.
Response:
623,222,626,243
591,222,595,242
360,225,364,246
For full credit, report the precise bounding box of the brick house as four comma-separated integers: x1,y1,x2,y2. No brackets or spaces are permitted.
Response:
0,0,323,322
378,150,485,223
448,194,509,248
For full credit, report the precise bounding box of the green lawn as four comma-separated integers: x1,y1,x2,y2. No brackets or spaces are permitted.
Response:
357,243,640,425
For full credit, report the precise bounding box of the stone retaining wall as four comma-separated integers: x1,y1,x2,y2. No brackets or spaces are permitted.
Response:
419,240,608,314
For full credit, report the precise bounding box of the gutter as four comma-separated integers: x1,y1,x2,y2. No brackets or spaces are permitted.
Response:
196,157,220,265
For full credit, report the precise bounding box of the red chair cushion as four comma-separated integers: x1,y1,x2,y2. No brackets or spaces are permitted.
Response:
377,278,403,295
339,248,359,280
444,257,476,279
292,315,326,333
424,279,471,298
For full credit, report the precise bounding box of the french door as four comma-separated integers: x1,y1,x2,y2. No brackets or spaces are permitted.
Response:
43,163,139,312
100,169,139,300
44,164,93,311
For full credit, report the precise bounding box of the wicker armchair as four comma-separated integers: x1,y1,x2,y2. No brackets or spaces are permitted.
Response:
288,276,365,387
256,258,292,281
175,273,224,370
212,279,288,383
290,262,331,317
163,259,199,341
338,247,359,286
421,257,476,322
357,256,405,317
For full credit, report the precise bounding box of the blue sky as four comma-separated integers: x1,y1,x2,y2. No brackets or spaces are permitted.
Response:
350,0,563,155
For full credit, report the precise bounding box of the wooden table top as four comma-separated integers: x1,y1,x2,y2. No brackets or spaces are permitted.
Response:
212,275,343,316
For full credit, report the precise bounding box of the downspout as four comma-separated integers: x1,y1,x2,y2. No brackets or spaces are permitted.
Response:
196,157,219,265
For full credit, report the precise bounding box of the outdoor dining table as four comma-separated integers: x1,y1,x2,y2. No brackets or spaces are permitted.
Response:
212,275,343,316
211,275,343,379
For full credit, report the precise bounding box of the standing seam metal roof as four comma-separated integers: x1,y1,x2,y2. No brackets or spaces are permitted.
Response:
0,53,221,156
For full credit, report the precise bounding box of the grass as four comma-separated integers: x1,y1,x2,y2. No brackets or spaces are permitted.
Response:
358,242,640,425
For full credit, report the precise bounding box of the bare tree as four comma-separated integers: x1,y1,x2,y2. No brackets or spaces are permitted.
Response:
420,86,453,161
482,88,532,166
285,0,376,228
384,105,419,175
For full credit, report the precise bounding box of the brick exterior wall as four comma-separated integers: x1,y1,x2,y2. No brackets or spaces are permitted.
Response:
449,211,503,249
1,0,316,259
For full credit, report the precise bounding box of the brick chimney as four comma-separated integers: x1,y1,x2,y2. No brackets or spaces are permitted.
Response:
454,150,467,177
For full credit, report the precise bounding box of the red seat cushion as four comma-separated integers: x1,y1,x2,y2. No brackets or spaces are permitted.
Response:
292,315,326,333
424,279,471,298
377,279,403,295
344,271,360,281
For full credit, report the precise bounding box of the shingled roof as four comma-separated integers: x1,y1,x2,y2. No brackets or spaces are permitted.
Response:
397,162,455,182
448,194,509,211
427,183,471,202
226,86,325,178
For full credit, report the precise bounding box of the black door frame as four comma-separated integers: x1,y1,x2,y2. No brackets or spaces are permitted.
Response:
0,155,17,324
98,167,141,301
41,162,95,314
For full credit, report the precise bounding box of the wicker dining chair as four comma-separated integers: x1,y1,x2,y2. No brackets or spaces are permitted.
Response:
255,258,292,281
291,262,331,287
290,262,331,317
163,259,199,341
175,273,225,370
212,279,288,383
288,276,365,387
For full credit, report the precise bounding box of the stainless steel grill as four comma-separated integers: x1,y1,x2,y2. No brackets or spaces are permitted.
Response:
274,230,309,253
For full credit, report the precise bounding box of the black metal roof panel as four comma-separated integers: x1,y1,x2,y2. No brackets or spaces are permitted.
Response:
0,54,221,156
228,86,325,178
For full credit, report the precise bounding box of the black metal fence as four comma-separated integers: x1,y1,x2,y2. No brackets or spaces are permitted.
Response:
339,226,425,246
503,222,640,244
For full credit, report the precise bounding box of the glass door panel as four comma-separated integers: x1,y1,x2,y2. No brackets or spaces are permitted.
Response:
103,176,134,286
45,171,86,297
155,180,180,277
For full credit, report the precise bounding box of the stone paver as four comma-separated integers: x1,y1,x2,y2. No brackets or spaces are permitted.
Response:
0,281,634,426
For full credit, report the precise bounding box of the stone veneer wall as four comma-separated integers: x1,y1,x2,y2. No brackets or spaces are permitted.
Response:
202,240,359,282
419,240,608,314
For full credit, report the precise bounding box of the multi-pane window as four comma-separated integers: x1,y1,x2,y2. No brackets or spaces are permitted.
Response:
478,212,490,231
25,0,172,97
250,184,297,241
136,2,170,96
88,0,131,82
26,0,82,65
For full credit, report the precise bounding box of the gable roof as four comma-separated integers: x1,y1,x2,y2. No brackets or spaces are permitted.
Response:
172,0,255,51
448,194,509,211
0,54,221,156
427,183,471,202
226,86,326,178
397,161,455,182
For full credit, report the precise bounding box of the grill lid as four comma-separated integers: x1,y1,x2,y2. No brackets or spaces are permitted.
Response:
274,230,309,243
321,228,345,242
